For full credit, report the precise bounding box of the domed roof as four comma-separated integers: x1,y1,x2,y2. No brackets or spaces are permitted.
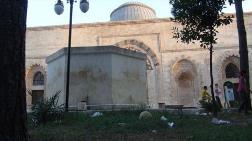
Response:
110,2,156,21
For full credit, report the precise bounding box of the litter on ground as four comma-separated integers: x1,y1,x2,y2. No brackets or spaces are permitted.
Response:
91,112,103,117
167,122,175,128
211,118,231,125
160,116,168,121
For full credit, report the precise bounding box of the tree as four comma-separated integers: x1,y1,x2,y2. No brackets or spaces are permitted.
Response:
229,0,251,109
0,0,28,140
170,0,233,116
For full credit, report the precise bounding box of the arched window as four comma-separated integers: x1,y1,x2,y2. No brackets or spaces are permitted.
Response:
225,63,239,78
33,72,44,86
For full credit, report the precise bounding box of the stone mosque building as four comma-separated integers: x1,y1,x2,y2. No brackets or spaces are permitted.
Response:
25,2,252,109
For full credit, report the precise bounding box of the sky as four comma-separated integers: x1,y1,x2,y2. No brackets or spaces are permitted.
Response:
27,0,252,27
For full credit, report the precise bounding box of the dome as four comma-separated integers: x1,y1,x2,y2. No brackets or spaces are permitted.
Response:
110,2,156,21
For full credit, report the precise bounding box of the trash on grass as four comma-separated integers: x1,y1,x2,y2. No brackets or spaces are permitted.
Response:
152,130,157,133
167,122,175,128
211,118,230,125
160,116,168,121
199,113,208,116
160,115,175,128
118,122,127,127
91,112,103,117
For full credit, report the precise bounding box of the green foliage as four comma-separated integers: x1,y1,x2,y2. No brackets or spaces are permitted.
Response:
31,91,64,126
228,0,245,5
170,0,233,117
170,0,233,48
228,0,234,4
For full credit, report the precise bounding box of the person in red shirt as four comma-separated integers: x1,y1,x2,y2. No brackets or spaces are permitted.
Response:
238,70,249,114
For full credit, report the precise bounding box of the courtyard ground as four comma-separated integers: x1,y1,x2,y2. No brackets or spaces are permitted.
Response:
28,110,252,141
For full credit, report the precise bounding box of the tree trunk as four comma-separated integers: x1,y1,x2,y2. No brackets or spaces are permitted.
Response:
209,44,217,117
234,0,251,109
0,0,28,140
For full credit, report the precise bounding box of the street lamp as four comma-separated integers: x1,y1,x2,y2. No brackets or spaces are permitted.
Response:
54,0,89,112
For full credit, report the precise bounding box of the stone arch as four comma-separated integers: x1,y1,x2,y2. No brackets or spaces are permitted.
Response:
172,59,199,107
221,55,240,84
221,56,240,79
214,51,240,84
26,64,46,86
215,50,239,81
115,39,160,69
26,64,46,107
225,63,239,79
220,55,240,104
169,55,199,73
115,39,160,108
172,59,197,81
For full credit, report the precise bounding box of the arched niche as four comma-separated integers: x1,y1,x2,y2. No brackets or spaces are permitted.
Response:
221,56,240,84
221,56,240,103
172,59,198,107
26,64,46,106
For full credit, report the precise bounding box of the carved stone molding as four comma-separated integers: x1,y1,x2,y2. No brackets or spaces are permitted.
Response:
115,39,160,70
215,50,240,82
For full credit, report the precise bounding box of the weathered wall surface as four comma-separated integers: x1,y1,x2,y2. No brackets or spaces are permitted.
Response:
111,53,147,105
46,49,66,105
26,12,252,108
46,46,147,108
68,49,113,106
26,13,252,56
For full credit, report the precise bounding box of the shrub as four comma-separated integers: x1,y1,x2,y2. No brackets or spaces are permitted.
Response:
31,91,64,126
139,111,152,120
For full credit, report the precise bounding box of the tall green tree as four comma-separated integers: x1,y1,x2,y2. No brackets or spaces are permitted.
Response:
170,0,233,116
0,0,28,140
229,0,251,108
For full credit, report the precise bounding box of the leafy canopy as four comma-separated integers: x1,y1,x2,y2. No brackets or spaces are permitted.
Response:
170,0,233,49
228,0,245,5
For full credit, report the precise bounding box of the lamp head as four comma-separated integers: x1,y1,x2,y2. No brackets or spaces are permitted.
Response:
80,0,89,13
54,0,64,15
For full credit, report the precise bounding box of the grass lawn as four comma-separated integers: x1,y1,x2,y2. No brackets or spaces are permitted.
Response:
28,111,252,141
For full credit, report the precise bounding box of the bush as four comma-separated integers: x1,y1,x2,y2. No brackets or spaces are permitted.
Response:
139,111,152,120
31,91,64,126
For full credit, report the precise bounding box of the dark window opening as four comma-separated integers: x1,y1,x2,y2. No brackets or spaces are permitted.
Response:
225,63,239,78
33,72,44,85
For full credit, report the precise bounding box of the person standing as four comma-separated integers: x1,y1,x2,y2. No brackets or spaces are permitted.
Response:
238,70,249,114
214,83,222,109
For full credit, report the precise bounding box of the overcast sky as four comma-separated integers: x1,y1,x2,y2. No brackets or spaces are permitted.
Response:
27,0,252,27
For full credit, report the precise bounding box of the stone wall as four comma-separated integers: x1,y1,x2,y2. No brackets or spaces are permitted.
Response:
26,12,252,108
46,46,147,108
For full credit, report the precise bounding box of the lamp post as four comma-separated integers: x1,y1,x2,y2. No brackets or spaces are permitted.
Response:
54,0,89,112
